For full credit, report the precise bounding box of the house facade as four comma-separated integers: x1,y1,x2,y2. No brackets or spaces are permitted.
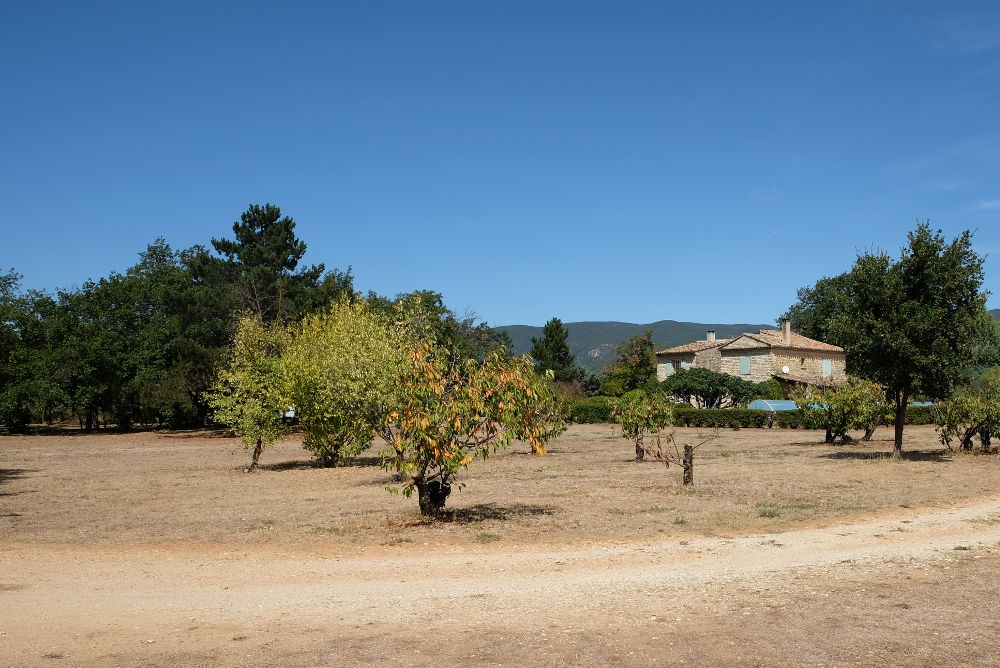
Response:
655,330,731,380
656,321,847,388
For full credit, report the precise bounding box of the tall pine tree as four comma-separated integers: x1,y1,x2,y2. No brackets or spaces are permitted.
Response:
529,317,580,382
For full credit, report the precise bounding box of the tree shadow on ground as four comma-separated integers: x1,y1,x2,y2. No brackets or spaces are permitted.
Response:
437,503,555,524
0,468,36,497
819,450,951,462
10,426,93,437
162,429,233,439
258,455,382,472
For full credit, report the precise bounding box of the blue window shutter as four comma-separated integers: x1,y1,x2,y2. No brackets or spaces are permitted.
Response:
822,358,832,376
740,356,751,375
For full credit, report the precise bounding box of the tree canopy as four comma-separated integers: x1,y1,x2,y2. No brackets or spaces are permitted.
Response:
602,331,657,396
784,223,990,456
0,205,354,432
662,367,775,409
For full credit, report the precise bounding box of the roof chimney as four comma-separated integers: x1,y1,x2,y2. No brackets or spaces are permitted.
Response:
781,319,791,346
706,330,716,342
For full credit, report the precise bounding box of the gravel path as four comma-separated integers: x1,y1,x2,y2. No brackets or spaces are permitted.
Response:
3,497,1000,666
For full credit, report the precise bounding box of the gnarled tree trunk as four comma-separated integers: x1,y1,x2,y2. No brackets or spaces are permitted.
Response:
415,476,452,516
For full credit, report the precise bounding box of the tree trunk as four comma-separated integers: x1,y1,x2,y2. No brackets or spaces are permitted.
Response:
415,477,451,516
863,426,876,441
892,390,907,459
320,446,340,468
961,428,976,451
682,445,693,485
635,439,644,461
245,438,263,472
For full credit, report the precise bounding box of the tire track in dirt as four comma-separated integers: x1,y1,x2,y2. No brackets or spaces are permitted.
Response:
3,497,1000,630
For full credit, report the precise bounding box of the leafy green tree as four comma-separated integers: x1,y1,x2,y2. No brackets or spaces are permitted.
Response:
380,348,566,515
530,317,581,382
779,274,852,344
611,389,673,460
786,223,990,457
662,368,766,409
379,290,511,365
207,316,289,471
0,270,34,432
603,331,657,396
579,371,605,398
935,367,1000,452
792,378,889,444
281,299,413,466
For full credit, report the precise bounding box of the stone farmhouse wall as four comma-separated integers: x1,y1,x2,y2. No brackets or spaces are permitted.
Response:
719,349,847,383
772,351,847,382
656,346,724,381
718,350,775,383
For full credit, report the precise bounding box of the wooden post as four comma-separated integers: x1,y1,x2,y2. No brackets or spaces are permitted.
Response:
682,444,693,485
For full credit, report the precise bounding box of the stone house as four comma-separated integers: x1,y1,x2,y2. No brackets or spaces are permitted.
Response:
655,330,732,380
656,321,847,388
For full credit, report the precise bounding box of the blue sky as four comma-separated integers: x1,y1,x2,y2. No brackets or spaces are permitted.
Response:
3,1,1000,326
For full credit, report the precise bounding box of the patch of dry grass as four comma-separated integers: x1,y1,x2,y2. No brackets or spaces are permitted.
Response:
1,424,998,548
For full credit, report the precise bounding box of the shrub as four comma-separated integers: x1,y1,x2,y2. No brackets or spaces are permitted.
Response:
568,396,614,423
906,405,935,425
671,407,771,429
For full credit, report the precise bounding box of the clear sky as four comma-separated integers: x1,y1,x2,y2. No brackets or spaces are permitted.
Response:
3,1,1000,326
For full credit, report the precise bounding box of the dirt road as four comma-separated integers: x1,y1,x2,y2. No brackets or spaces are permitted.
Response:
4,497,1000,666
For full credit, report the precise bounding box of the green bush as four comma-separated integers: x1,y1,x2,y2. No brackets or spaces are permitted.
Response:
568,396,615,423
573,401,936,429
770,405,933,429
773,409,826,429
905,405,935,425
755,378,784,401
672,407,771,429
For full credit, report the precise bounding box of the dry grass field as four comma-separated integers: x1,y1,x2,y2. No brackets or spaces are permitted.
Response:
2,423,1000,666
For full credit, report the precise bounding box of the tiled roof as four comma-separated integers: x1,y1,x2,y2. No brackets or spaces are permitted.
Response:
658,329,843,357
655,339,733,356
737,330,844,353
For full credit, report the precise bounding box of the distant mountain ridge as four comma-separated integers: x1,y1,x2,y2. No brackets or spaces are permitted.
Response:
496,319,774,373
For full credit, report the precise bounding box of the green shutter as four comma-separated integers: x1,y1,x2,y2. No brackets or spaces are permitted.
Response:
740,356,751,375
822,358,832,376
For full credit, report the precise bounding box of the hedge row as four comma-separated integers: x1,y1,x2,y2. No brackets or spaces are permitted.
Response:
672,407,777,429
904,405,935,425
567,396,614,423
672,405,937,429
568,398,938,428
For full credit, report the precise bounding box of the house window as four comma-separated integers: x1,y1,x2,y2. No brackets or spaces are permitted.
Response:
799,357,806,369
739,356,751,376
822,358,832,376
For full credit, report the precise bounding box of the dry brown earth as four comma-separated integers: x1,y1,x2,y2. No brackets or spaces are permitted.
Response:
2,424,999,666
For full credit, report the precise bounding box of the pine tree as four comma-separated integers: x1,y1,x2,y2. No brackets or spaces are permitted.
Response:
529,317,580,382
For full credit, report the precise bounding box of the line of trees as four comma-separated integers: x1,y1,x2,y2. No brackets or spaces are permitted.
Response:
0,203,509,434
207,297,566,515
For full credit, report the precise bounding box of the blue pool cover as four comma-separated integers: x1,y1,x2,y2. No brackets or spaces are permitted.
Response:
748,399,799,411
